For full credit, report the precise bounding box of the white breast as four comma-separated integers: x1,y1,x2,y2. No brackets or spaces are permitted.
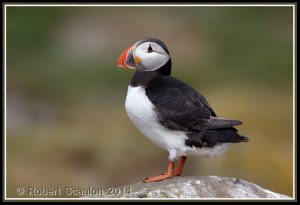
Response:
125,85,230,161
125,85,188,161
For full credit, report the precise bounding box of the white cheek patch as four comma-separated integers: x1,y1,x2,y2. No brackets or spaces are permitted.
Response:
139,52,170,71
134,42,170,71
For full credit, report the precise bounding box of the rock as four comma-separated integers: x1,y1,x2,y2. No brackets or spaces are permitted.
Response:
84,176,291,199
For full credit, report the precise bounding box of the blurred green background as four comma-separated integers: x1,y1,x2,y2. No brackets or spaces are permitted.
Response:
6,6,293,198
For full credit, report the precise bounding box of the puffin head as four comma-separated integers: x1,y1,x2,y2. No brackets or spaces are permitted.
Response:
116,38,171,72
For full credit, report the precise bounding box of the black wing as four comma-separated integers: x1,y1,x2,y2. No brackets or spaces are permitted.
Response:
145,76,242,131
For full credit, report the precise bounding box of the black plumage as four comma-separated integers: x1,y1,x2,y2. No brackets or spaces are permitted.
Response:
118,38,249,182
130,54,248,148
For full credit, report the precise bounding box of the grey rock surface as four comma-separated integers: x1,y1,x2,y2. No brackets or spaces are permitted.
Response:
85,176,291,199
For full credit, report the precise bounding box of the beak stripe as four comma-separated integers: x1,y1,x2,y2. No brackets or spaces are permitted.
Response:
116,46,132,69
116,45,138,69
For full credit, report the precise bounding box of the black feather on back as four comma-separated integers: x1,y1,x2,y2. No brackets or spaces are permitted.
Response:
145,76,216,131
130,64,248,147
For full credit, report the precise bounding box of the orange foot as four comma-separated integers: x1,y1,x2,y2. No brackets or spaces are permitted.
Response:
143,156,188,183
143,173,172,183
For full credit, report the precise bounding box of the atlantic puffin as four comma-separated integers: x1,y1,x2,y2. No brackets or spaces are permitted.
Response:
116,38,248,183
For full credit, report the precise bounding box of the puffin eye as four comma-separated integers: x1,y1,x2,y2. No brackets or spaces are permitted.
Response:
147,45,153,53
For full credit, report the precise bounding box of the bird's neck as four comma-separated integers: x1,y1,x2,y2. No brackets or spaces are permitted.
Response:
130,60,172,87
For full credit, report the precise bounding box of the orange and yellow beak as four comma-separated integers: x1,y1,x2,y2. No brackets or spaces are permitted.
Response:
116,46,137,69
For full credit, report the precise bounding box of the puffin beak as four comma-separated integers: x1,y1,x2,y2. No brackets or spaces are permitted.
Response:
116,46,136,69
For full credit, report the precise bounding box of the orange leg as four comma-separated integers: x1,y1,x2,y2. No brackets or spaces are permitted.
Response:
173,156,187,176
143,161,174,183
143,156,188,183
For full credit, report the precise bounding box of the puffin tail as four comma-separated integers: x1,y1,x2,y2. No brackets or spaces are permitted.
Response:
185,127,249,148
202,127,249,147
